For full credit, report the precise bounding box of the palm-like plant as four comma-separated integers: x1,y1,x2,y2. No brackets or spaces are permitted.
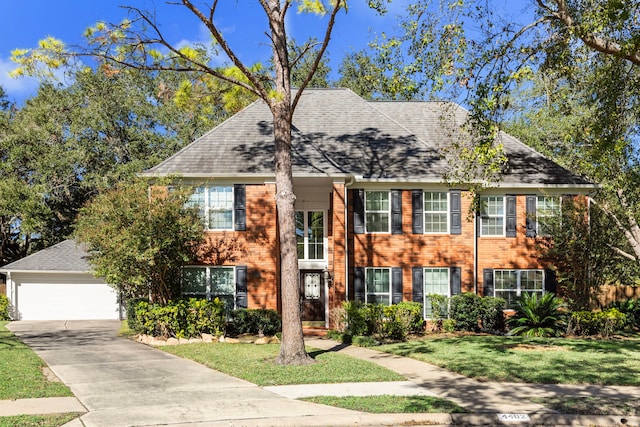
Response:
508,293,567,337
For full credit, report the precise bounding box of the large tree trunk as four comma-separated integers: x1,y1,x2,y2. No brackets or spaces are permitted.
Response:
268,2,312,366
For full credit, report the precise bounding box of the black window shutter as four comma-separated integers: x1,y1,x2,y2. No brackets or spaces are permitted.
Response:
235,266,248,309
506,195,517,237
545,268,557,294
483,268,494,297
354,267,365,302
391,190,403,234
412,190,424,234
233,184,246,231
450,267,462,295
526,195,537,238
412,267,424,303
353,190,365,234
450,190,462,235
392,267,403,304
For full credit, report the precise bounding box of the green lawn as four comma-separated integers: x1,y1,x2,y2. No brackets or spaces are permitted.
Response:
161,342,405,386
0,322,73,399
531,397,640,416
302,395,467,413
378,335,640,385
0,414,82,427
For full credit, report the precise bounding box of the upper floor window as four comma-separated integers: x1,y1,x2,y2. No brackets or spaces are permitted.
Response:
424,192,448,233
537,196,560,236
480,196,504,236
296,211,325,260
188,186,234,230
365,191,390,233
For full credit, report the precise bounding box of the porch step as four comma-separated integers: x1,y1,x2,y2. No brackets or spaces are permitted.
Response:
302,327,328,337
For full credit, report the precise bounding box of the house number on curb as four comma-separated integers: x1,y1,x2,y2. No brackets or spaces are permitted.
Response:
497,414,531,422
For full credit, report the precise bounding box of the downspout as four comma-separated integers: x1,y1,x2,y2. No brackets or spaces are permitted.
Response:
474,206,478,295
344,175,355,301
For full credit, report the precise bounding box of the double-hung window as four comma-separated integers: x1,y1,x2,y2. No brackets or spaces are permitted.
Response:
537,196,560,236
494,269,544,309
424,192,448,233
188,186,234,230
423,268,449,318
480,196,504,236
365,267,390,305
182,266,236,312
365,191,390,233
296,211,325,260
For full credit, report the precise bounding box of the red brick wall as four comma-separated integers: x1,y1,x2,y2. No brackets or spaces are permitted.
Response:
200,183,280,311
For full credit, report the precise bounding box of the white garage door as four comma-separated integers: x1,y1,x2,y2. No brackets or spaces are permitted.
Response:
16,275,120,320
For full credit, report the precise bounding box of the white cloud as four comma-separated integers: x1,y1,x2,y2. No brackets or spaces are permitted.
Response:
0,57,39,102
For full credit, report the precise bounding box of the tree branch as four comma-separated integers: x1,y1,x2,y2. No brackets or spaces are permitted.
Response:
292,1,343,113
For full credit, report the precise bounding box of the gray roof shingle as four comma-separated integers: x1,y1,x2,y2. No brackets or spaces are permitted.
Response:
145,88,593,187
0,239,92,272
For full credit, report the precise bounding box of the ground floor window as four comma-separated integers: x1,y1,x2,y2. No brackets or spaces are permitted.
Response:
494,269,544,309
365,267,390,305
423,268,450,319
182,266,236,311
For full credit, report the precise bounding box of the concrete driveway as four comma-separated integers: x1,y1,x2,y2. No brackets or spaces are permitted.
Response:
7,320,357,427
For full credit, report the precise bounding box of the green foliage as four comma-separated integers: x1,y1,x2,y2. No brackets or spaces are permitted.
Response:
442,319,456,332
342,301,368,337
75,178,207,304
427,293,449,320
381,302,424,340
228,308,282,337
339,301,423,342
569,309,628,337
302,395,467,414
607,298,640,329
133,298,226,338
479,297,506,332
508,293,567,338
126,297,149,332
352,335,380,347
449,293,482,332
0,295,10,321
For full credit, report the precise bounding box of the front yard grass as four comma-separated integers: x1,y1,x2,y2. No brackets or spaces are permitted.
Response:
0,413,82,427
531,397,640,416
161,342,405,386
378,334,640,385
302,395,467,413
0,322,73,399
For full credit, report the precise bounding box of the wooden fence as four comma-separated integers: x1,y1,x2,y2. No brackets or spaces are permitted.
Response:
593,285,640,308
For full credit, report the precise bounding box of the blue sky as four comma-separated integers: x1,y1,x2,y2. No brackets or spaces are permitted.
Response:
0,1,408,103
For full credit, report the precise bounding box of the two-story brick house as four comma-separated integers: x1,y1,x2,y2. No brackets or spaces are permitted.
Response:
143,88,595,328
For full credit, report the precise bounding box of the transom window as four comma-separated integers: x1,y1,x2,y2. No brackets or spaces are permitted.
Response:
423,268,449,318
188,186,234,230
365,191,390,233
480,196,504,236
494,269,544,309
296,211,325,260
424,192,448,233
537,196,560,236
182,266,235,312
365,267,390,305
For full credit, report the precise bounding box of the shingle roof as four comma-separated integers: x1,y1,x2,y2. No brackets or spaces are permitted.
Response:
145,88,593,187
0,239,92,273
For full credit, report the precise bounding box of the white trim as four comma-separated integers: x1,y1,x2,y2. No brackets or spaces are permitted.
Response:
364,267,392,305
364,190,391,234
423,191,450,234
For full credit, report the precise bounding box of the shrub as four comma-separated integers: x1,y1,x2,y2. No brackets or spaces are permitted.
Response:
508,293,567,337
126,297,149,332
0,295,10,321
450,293,482,331
352,335,379,347
427,294,449,321
442,319,456,332
479,297,506,332
228,308,282,337
607,298,640,329
363,303,385,336
569,308,627,337
133,298,226,338
342,301,368,337
381,302,424,340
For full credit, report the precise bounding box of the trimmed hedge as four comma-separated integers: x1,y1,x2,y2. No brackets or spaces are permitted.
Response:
569,308,627,337
133,298,226,338
227,308,281,337
0,295,10,321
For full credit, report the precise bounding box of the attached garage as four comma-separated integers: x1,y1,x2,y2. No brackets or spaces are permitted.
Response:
0,240,122,320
